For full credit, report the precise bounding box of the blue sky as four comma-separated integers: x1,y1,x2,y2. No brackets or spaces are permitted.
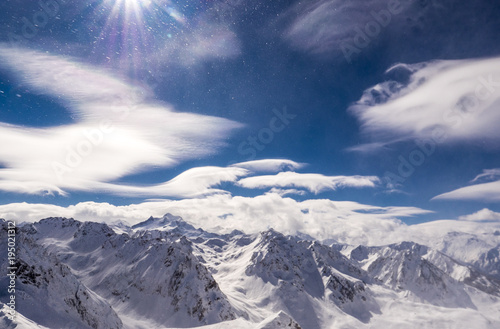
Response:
1,0,500,232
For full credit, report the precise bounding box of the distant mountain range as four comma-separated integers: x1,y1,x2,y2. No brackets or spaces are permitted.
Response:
1,214,500,329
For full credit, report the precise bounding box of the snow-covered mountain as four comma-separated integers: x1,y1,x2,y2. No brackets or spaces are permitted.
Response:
1,214,500,328
0,219,122,329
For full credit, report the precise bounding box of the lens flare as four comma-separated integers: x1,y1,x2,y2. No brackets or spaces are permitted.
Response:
90,0,187,75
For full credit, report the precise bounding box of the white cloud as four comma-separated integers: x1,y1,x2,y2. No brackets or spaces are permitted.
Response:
237,171,380,194
0,203,71,222
231,159,306,173
282,0,415,57
471,168,500,182
5,197,500,248
93,166,249,198
150,18,241,68
182,23,241,63
435,169,500,202
0,196,431,246
433,180,500,202
0,46,242,196
458,208,500,221
267,188,307,197
350,57,500,148
402,219,500,257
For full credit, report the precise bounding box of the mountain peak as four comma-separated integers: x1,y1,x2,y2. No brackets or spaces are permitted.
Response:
259,228,287,240
258,311,302,329
38,217,80,226
131,213,194,231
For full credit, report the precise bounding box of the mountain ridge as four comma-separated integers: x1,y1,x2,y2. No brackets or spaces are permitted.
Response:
1,214,500,328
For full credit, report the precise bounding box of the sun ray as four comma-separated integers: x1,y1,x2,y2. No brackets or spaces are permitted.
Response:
88,0,187,77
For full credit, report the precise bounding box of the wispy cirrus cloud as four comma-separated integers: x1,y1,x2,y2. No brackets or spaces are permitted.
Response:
282,0,383,56
471,168,500,183
349,57,500,150
175,22,241,66
0,46,242,196
149,14,241,69
281,0,420,58
237,171,380,194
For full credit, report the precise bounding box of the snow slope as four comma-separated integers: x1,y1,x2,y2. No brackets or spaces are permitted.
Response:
1,214,499,329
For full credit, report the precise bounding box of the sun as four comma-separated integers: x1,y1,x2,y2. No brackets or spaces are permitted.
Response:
122,0,151,10
90,0,186,75
125,0,151,4
120,0,150,6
